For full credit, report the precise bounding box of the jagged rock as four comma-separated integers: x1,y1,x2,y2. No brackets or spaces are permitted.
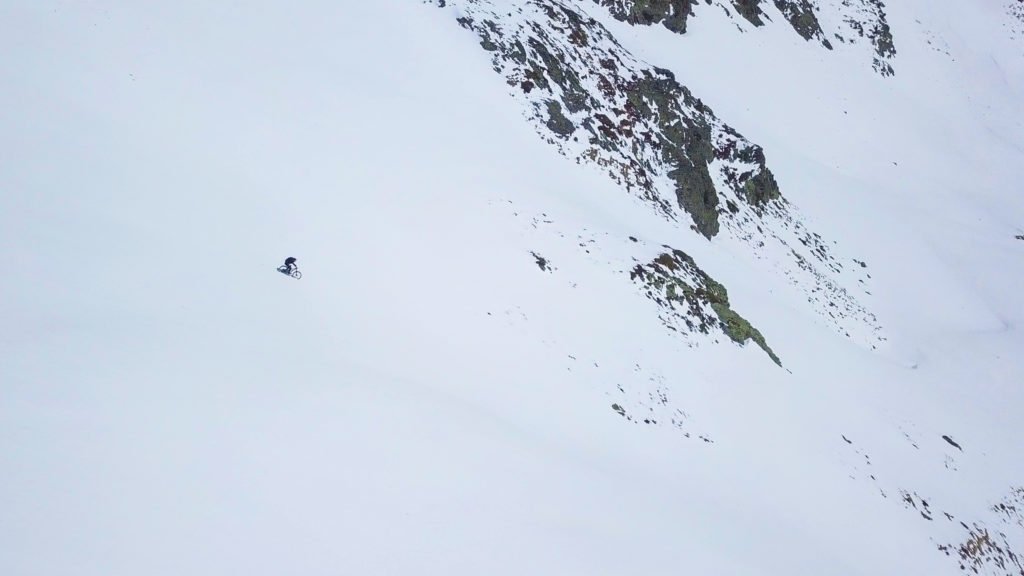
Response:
590,0,895,73
594,0,697,33
449,0,779,238
773,0,832,48
630,248,782,364
438,0,883,348
732,0,767,26
840,0,896,76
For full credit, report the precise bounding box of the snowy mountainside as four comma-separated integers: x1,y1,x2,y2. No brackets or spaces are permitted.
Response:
439,0,1024,573
437,0,882,354
2,0,1024,575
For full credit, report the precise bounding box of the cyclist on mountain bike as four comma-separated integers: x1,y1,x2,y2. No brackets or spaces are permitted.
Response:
283,257,297,273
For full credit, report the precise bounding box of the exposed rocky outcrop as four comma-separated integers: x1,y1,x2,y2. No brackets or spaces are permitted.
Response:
435,0,883,348
732,0,767,26
836,0,896,76
450,0,782,238
935,487,1024,576
773,0,831,47
842,434,1024,576
591,0,894,74
631,248,782,364
593,0,697,33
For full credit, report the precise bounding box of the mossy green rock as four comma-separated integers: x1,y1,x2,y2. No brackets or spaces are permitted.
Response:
632,249,781,365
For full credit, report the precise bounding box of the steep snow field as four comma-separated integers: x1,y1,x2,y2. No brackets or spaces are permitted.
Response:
2,1,1022,574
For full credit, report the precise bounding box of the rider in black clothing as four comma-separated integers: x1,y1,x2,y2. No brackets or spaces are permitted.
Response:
283,257,297,273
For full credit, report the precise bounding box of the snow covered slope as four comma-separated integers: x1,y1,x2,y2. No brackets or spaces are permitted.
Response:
2,0,1022,575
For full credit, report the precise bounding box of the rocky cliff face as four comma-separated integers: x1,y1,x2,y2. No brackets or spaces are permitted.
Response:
592,0,895,75
433,0,882,361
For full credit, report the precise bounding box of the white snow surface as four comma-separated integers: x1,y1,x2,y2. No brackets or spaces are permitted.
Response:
1,1,1022,574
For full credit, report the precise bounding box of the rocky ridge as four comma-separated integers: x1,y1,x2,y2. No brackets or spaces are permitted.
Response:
630,247,782,364
592,0,896,75
435,0,882,351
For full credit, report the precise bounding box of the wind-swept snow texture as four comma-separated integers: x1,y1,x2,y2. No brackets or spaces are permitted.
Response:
2,1,1024,575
